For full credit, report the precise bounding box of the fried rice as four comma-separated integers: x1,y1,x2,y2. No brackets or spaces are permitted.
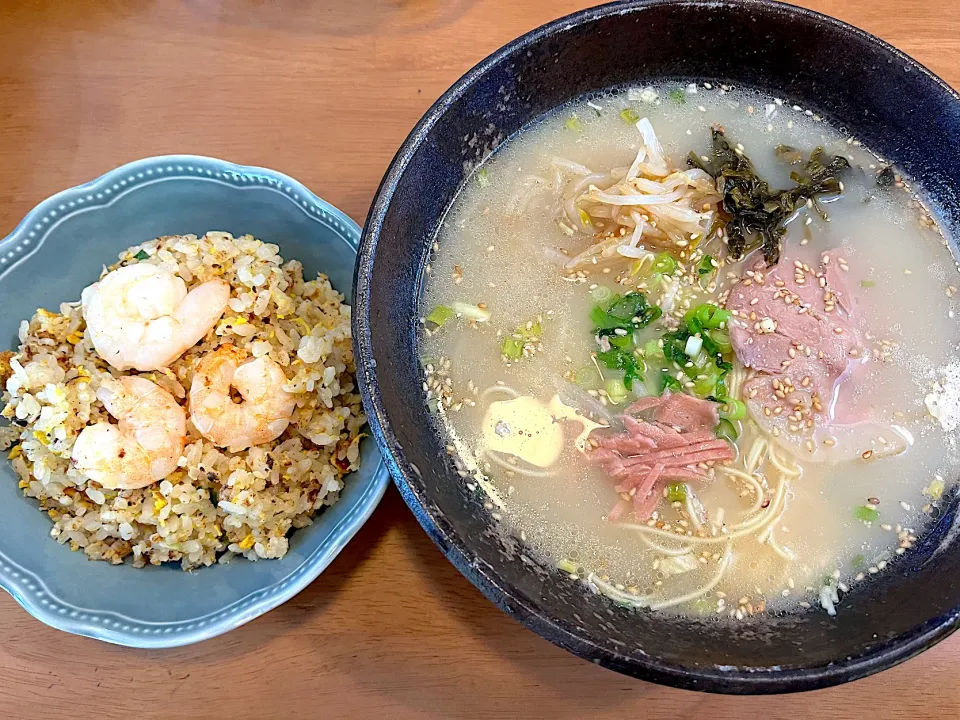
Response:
0,231,366,570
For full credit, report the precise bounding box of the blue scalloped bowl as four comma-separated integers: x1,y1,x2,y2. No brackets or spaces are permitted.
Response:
0,155,389,647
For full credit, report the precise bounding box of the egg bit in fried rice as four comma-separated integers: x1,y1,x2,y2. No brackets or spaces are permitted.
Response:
0,232,366,570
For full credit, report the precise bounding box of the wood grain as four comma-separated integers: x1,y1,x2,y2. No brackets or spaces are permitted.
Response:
0,1,958,717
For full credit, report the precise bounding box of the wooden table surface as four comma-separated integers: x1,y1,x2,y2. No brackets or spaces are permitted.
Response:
0,0,957,717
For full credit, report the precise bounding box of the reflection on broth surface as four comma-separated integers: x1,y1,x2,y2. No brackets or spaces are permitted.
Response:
421,83,959,618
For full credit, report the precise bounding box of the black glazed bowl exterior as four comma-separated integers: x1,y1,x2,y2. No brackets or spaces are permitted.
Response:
354,0,960,694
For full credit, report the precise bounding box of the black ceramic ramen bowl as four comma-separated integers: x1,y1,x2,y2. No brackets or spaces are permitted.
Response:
354,0,960,694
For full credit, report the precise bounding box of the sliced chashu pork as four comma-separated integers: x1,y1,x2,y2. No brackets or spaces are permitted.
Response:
589,392,734,520
725,252,909,462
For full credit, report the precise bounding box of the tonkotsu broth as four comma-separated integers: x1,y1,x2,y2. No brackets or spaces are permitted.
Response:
421,83,960,618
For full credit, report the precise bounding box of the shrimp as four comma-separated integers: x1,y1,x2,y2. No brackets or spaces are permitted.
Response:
189,345,297,452
81,263,230,372
71,376,186,490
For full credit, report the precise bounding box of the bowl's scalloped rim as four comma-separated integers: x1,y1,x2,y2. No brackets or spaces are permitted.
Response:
0,154,390,648
355,0,960,694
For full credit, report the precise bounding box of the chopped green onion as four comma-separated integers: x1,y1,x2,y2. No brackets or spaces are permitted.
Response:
590,285,614,304
501,317,543,362
607,294,653,322
660,373,682,393
684,303,730,333
713,372,730,400
209,488,218,505
557,559,579,575
669,88,686,104
643,339,661,360
661,331,691,367
590,291,661,331
619,108,640,124
691,597,713,615
566,115,584,132
450,301,491,322
860,280,875,288
697,254,715,276
692,373,719,397
501,336,523,361
719,397,746,421
852,554,866,569
716,418,740,441
425,305,456,328
525,320,543,339
574,366,596,388
925,477,945,500
666,482,688,503
704,329,732,355
650,252,678,276
133,249,150,261
476,169,490,188
605,378,629,405
659,326,732,399
630,259,649,277
577,207,592,227
684,335,703,357
597,348,644,390
855,505,880,523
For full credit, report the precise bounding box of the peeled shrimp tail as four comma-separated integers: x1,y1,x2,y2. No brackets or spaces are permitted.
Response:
82,263,231,371
170,280,232,354
189,345,297,452
72,376,186,490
